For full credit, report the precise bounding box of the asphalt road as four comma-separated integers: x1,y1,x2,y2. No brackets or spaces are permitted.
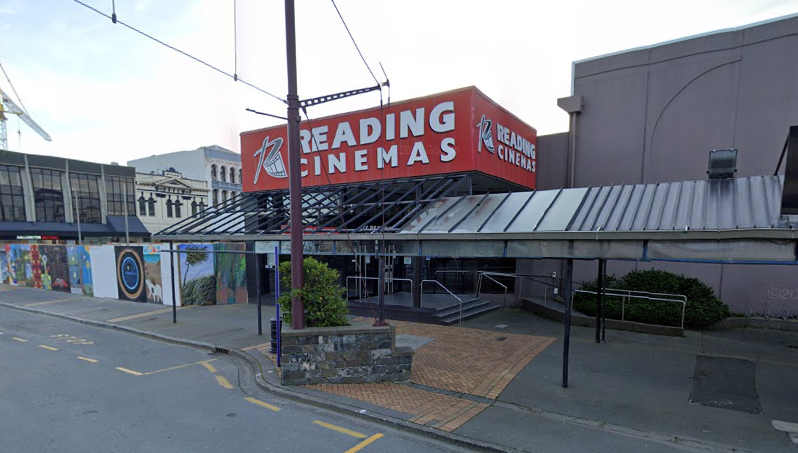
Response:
0,307,468,453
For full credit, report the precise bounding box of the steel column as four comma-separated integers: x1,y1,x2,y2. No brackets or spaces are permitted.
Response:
562,258,573,388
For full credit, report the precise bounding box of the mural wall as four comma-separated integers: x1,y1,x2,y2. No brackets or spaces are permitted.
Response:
214,243,248,304
115,246,147,302
0,242,248,307
68,246,93,296
144,245,163,303
178,244,215,306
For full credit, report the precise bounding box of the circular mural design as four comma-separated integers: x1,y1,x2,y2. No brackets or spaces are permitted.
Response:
116,248,144,300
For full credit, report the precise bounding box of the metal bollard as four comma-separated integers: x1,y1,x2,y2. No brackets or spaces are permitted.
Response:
269,317,282,354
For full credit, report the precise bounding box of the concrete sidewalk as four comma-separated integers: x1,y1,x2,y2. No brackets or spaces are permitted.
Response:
2,286,797,453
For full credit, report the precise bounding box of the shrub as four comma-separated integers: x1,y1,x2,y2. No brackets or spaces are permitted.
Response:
278,257,349,327
574,269,729,329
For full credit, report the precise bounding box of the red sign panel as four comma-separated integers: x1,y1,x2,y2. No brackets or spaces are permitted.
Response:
240,87,537,192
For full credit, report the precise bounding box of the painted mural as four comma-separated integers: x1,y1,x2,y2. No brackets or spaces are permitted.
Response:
39,246,70,292
67,246,93,296
144,245,163,303
214,243,248,304
115,246,147,302
0,242,244,307
178,243,215,306
30,245,42,288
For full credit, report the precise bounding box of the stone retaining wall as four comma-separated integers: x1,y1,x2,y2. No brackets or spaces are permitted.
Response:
280,321,413,385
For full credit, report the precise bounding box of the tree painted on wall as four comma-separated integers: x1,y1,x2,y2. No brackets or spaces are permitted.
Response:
182,245,209,283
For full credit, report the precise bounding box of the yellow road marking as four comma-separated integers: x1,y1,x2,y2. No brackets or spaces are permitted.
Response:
78,356,98,363
200,361,217,373
39,345,58,351
11,337,27,343
143,359,218,375
244,396,280,412
313,421,367,438
106,307,187,323
215,375,234,389
116,367,143,376
344,434,384,453
24,299,71,307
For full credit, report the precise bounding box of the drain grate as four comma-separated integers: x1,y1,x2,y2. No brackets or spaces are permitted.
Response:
214,347,230,355
496,336,508,342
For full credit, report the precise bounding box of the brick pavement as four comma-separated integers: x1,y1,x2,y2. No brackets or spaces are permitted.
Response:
256,318,556,432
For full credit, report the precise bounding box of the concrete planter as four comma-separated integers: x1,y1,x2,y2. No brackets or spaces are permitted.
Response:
279,321,413,385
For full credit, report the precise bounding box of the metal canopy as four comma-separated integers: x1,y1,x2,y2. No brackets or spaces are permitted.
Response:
156,174,470,237
154,175,798,263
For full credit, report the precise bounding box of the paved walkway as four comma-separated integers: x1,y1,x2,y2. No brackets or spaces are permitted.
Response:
292,319,555,432
2,286,798,453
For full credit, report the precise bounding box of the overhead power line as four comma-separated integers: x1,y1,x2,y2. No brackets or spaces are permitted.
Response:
330,0,380,87
70,0,286,105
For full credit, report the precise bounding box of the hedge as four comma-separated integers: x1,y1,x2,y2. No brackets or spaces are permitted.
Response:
278,257,349,327
573,269,730,329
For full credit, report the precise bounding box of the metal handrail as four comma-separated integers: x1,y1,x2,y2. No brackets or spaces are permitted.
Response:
421,279,464,325
345,276,413,305
573,289,687,329
476,272,508,311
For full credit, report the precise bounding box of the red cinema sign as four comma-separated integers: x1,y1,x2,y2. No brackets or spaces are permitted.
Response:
240,87,537,192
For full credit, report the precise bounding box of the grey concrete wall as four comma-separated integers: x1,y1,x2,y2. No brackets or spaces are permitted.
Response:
536,133,568,190
559,16,798,316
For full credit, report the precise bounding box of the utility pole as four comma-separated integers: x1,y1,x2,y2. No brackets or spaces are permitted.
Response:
285,0,304,329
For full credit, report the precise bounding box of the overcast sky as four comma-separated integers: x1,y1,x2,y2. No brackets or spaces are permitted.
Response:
0,0,795,164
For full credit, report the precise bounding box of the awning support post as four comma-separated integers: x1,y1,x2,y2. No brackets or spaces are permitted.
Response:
562,258,574,388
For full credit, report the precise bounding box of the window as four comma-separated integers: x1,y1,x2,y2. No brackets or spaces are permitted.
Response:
230,167,235,184
166,199,173,218
104,175,135,216
211,164,217,181
198,200,205,215
70,173,102,224
30,168,65,222
212,189,218,207
147,197,155,216
174,200,182,218
222,190,227,206
0,165,26,221
191,201,198,216
238,169,242,184
138,195,147,216
220,166,226,182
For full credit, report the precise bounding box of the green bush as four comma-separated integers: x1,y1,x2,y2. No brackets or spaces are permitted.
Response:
278,257,349,327
574,269,729,329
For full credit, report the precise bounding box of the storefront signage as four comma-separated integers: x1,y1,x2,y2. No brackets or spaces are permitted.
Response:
16,235,60,240
241,87,537,192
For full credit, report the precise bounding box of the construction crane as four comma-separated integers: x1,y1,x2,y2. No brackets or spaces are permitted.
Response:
0,87,51,151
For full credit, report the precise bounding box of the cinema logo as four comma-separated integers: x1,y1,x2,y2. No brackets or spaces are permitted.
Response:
475,114,536,173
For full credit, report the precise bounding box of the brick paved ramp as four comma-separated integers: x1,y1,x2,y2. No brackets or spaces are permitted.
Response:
290,319,556,432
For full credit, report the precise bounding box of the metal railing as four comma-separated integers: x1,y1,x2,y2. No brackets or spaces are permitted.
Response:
345,276,413,305
476,272,508,310
421,279,464,325
573,289,687,329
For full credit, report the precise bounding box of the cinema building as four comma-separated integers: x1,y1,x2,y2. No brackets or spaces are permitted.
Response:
157,14,798,324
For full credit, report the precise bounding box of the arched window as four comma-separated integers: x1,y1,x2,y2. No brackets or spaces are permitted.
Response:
166,199,173,218
238,169,242,183
220,166,227,182
138,195,146,216
211,164,217,181
230,167,236,184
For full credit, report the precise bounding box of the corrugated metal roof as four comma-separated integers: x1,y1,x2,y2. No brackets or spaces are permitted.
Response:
400,175,785,234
